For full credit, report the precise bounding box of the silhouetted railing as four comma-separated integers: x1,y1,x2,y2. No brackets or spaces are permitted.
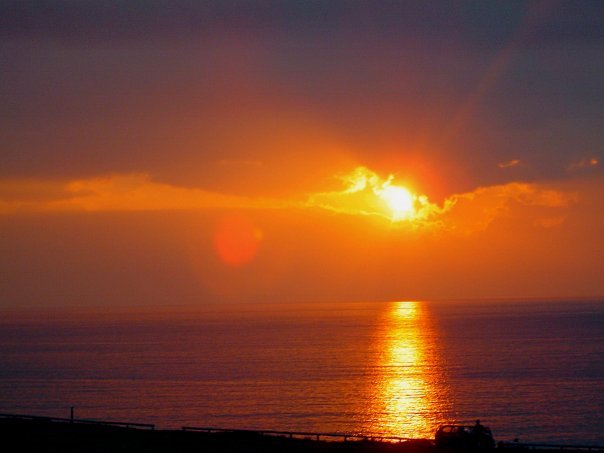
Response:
2,413,602,450
181,425,417,443
499,442,604,452
0,413,155,430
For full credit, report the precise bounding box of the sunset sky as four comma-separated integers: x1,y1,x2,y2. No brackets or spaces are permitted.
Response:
1,1,603,309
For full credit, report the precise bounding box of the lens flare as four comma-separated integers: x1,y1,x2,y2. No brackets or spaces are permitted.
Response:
213,214,263,266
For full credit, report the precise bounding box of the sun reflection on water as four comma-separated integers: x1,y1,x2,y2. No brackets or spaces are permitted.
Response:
370,301,450,439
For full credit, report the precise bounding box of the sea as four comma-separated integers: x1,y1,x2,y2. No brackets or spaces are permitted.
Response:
1,299,602,444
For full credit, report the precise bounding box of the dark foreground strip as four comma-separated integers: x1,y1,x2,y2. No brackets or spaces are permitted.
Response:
182,425,417,443
1,412,603,452
0,412,155,430
499,442,604,452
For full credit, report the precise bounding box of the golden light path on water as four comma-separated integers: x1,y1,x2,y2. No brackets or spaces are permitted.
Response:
368,301,451,439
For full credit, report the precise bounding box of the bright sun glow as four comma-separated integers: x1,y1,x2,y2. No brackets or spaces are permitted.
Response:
309,166,440,224
379,185,416,220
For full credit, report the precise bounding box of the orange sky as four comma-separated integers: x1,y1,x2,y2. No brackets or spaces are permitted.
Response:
1,166,602,309
1,2,603,309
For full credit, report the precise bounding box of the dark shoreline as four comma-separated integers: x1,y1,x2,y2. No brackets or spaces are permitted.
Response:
2,414,603,453
0,415,429,453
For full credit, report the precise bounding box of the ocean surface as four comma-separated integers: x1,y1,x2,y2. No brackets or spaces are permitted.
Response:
1,299,603,444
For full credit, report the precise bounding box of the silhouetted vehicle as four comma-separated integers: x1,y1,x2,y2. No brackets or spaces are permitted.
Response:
435,422,495,451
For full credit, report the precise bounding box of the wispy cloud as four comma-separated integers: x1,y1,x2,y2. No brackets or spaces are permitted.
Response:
568,156,599,170
305,167,446,225
443,182,577,233
217,159,264,168
0,170,583,237
0,174,288,214
498,159,522,169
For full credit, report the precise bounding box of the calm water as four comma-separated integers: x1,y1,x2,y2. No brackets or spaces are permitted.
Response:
0,300,603,444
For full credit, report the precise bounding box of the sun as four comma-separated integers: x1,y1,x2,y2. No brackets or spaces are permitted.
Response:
379,185,416,220
312,167,436,223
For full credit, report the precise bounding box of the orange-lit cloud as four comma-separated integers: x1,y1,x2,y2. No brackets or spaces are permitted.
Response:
0,169,585,238
569,156,599,170
442,181,577,233
498,159,522,169
305,167,446,225
303,167,579,234
0,174,289,214
217,159,264,168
